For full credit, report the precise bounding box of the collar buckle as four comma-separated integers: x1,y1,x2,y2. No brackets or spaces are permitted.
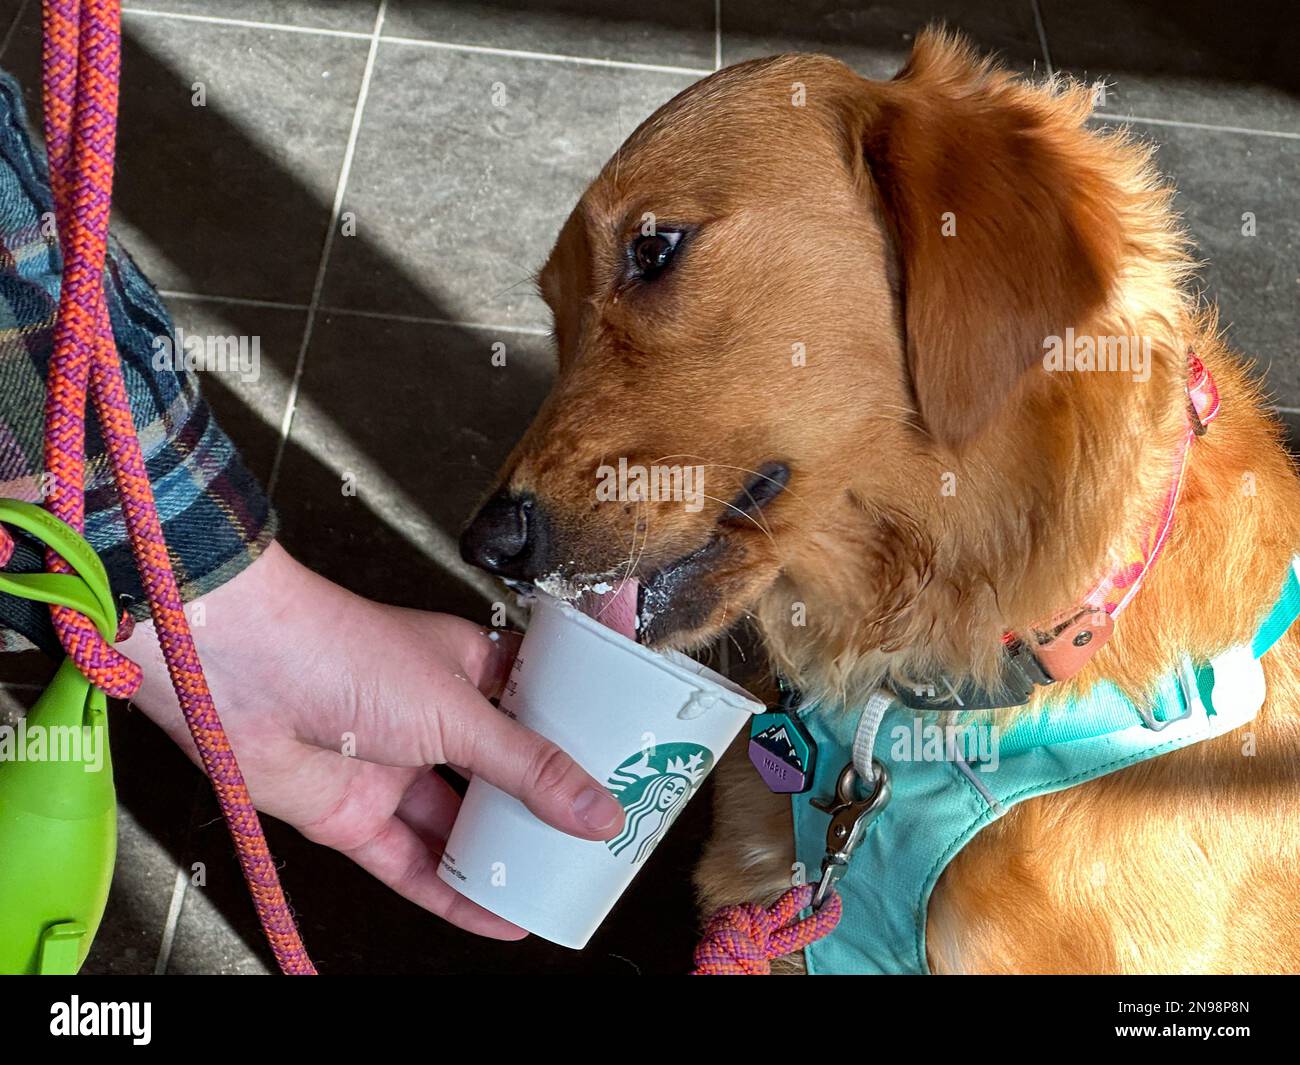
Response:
1030,608,1115,683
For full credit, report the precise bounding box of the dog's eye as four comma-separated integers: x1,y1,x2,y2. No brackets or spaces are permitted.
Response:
630,230,682,279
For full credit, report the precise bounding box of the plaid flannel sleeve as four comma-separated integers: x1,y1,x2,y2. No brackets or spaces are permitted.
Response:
0,72,277,656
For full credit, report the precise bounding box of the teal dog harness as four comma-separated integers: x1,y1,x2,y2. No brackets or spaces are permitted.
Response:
785,557,1300,974
742,358,1298,973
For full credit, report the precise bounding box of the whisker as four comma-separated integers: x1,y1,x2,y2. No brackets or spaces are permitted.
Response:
725,627,748,664
604,500,645,604
588,501,645,626
489,270,542,302
700,493,778,547
622,496,651,593
642,456,806,502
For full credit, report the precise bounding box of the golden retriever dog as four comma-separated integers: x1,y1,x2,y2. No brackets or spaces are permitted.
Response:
460,29,1300,973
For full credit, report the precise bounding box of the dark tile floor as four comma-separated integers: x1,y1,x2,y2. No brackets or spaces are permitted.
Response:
0,0,1296,974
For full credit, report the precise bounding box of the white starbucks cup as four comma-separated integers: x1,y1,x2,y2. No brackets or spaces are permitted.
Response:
436,592,763,949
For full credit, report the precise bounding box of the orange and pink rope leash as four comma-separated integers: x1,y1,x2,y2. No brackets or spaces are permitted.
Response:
0,0,315,974
692,884,841,975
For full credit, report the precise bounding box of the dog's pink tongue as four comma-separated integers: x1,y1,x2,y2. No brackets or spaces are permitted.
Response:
578,579,640,641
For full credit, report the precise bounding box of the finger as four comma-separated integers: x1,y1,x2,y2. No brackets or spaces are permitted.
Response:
284,613,621,840
435,696,625,842
285,748,425,851
288,627,517,765
478,628,522,699
395,769,462,846
435,618,521,699
290,631,624,841
343,815,528,940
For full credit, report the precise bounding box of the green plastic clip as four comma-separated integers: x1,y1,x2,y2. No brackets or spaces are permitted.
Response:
0,499,118,975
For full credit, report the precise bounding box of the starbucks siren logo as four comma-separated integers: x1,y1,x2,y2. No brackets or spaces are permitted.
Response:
605,742,713,865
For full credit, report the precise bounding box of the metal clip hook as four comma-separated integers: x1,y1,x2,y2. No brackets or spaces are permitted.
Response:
809,760,891,910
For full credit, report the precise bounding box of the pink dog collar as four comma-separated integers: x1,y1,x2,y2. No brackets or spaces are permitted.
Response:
1034,350,1221,679
898,351,1220,711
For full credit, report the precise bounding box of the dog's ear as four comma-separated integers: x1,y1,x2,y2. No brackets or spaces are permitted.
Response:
854,31,1123,447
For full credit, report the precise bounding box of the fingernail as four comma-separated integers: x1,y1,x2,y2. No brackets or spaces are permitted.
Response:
572,788,621,831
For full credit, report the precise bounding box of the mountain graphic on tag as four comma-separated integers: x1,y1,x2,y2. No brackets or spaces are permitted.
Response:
748,710,818,794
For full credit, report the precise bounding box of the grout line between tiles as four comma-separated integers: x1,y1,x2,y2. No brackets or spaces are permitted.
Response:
1096,112,1300,140
317,303,552,336
377,33,710,77
267,0,388,499
154,287,552,337
153,865,189,975
714,0,722,71
1029,0,1054,78
0,0,30,62
158,289,309,312
122,7,371,40
122,7,710,77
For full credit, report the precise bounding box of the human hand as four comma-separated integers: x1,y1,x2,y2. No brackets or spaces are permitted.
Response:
120,541,625,939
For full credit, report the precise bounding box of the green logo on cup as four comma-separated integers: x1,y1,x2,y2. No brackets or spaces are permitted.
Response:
606,743,713,865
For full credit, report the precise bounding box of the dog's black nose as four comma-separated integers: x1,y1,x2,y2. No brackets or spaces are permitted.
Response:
460,490,551,578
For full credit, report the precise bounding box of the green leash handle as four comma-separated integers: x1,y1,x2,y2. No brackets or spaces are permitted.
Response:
0,499,118,975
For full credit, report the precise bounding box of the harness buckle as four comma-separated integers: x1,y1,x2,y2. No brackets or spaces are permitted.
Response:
809,760,891,910
891,647,1041,711
1136,654,1202,731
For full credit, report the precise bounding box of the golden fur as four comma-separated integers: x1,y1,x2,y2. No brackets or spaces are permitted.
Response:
484,29,1300,972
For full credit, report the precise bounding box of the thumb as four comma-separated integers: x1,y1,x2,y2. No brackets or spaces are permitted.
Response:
304,615,626,841
437,690,625,841
423,620,624,838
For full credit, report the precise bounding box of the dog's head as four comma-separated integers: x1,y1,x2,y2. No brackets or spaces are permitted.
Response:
462,30,1189,693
